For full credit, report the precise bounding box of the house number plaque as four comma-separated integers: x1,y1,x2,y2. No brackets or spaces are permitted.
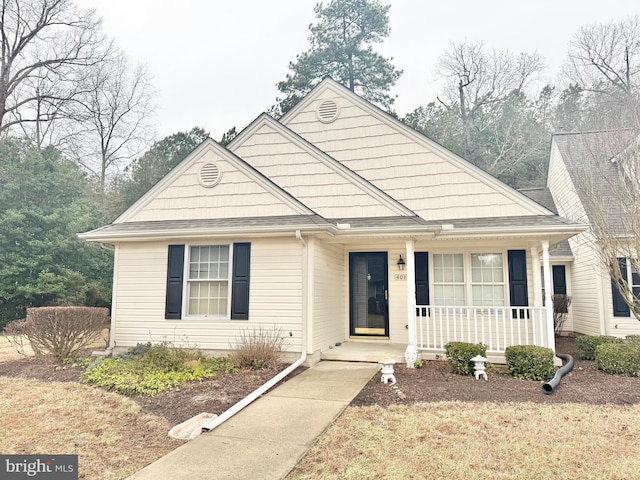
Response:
394,274,407,280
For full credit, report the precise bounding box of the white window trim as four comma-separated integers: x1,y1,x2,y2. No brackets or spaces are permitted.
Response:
624,258,640,307
430,251,508,307
183,243,234,319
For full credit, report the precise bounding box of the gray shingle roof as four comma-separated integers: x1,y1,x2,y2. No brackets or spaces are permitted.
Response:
518,187,572,257
80,215,332,239
518,187,558,214
81,213,585,241
553,131,635,237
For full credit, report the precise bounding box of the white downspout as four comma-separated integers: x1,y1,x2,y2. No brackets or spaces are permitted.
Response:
404,240,417,367
541,241,555,353
201,231,308,432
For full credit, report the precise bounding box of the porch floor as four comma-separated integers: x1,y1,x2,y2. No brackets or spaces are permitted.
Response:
320,341,407,363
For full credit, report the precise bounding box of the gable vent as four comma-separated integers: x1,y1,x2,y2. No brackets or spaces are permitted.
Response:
198,162,222,188
316,99,340,123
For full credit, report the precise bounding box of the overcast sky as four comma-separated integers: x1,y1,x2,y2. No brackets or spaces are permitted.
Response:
76,0,639,142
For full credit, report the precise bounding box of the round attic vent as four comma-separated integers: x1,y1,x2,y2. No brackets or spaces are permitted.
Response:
198,162,221,188
316,99,340,123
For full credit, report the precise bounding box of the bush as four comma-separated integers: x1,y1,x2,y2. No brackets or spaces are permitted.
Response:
625,335,640,344
505,345,555,381
575,335,624,360
595,343,640,376
82,343,234,396
231,326,286,369
552,294,572,333
444,342,487,375
3,306,109,360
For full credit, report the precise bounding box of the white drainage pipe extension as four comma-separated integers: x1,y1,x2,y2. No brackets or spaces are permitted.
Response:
201,351,306,432
201,229,309,433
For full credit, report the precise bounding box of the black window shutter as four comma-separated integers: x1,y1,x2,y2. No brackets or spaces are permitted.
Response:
415,252,429,305
508,250,529,314
612,257,630,317
165,245,185,319
231,242,251,320
552,265,567,295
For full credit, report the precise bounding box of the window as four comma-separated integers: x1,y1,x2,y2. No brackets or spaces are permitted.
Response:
632,263,640,311
431,252,507,307
187,245,229,316
433,254,465,306
611,258,640,317
165,242,251,320
471,253,505,306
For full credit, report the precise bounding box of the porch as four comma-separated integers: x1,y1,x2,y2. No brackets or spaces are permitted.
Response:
320,305,553,364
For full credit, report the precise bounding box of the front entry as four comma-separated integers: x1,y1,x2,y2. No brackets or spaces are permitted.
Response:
349,252,389,337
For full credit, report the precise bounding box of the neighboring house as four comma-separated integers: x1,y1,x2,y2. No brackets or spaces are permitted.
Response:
547,131,640,338
80,78,586,365
518,187,575,334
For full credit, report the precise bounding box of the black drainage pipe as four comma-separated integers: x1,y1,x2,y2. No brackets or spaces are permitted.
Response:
542,353,574,395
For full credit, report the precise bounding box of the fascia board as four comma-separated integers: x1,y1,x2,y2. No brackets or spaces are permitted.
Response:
79,224,333,243
283,78,554,217
435,224,589,239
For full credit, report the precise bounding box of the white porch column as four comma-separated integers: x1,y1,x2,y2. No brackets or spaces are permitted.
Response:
405,240,417,367
541,241,555,352
530,246,542,307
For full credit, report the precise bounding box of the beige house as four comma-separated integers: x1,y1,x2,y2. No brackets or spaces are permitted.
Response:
547,131,640,338
81,78,586,365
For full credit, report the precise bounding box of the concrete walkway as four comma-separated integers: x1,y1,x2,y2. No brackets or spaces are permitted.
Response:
127,361,379,480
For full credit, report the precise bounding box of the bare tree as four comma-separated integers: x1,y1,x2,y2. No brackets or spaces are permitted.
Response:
569,125,640,321
0,0,105,137
565,15,640,99
560,17,640,319
435,41,544,160
70,50,156,190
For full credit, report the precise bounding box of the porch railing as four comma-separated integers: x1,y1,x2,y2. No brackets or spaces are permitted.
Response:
416,305,552,354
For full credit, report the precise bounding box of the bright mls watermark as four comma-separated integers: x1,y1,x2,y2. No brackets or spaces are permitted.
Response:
0,455,78,479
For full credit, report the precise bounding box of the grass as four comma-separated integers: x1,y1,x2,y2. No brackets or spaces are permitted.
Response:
4,332,640,479
0,376,180,479
287,402,640,480
0,334,34,361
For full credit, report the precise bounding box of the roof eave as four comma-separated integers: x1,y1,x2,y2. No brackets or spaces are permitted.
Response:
435,224,589,239
78,224,334,243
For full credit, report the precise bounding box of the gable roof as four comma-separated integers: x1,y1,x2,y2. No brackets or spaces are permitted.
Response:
228,113,416,217
113,138,316,224
552,131,633,237
281,77,554,220
82,78,588,243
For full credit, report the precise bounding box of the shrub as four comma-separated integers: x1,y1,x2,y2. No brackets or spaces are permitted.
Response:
231,326,286,369
595,343,640,376
505,345,555,381
82,343,234,396
3,306,109,360
444,342,487,375
575,335,624,360
625,335,640,344
552,294,572,333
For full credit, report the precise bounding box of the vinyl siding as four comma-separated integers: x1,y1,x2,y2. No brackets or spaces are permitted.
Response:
312,241,346,351
284,88,542,221
567,235,607,336
111,238,304,351
548,141,607,335
231,122,401,218
387,247,409,344
126,147,300,222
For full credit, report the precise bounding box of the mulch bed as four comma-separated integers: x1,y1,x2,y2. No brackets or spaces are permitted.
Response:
1,337,639,428
352,336,640,407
